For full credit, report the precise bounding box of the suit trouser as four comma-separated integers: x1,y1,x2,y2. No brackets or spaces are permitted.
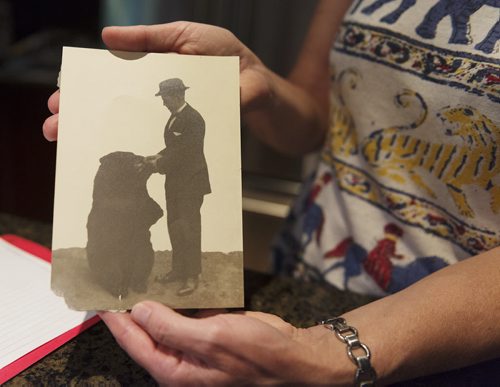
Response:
166,195,204,278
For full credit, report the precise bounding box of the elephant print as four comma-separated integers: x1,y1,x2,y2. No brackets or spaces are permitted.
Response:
360,0,500,53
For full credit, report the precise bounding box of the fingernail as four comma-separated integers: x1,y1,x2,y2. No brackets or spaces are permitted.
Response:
131,303,152,326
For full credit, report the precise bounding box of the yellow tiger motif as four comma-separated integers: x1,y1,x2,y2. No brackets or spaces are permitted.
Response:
362,91,499,218
322,68,360,162
438,106,500,216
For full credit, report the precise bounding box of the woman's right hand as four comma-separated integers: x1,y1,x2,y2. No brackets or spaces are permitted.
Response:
42,22,271,141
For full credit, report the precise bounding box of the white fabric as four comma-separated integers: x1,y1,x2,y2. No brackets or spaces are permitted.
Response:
273,0,500,296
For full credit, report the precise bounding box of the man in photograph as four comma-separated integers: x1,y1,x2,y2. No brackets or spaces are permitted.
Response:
148,78,211,296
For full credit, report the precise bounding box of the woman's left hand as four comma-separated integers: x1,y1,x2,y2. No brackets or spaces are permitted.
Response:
99,301,347,386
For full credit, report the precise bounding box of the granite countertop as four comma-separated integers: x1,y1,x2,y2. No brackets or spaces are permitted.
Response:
1,213,499,386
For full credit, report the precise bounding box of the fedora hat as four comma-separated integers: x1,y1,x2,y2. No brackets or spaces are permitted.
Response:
155,78,189,96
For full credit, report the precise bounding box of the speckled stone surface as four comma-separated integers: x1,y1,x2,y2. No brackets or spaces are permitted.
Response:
0,213,373,386
2,213,499,386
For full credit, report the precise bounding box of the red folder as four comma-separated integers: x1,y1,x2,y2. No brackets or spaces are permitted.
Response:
0,235,100,384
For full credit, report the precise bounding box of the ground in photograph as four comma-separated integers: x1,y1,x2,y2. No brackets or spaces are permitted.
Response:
52,248,243,310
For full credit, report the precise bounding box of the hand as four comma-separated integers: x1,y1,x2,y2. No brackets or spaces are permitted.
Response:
141,154,161,173
145,154,161,165
43,90,60,141
42,22,271,142
133,159,153,175
99,301,347,386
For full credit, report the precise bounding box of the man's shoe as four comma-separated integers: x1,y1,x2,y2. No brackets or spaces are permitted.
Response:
156,271,182,284
176,276,199,296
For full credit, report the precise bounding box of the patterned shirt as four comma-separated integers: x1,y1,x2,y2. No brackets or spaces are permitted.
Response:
273,0,500,296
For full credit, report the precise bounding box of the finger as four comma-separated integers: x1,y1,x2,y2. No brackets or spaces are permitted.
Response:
99,311,157,365
132,302,306,382
99,311,180,380
102,23,190,53
132,302,260,377
47,90,60,114
131,301,255,367
132,302,277,354
102,23,241,57
194,308,228,318
131,301,213,354
42,114,58,141
100,311,232,384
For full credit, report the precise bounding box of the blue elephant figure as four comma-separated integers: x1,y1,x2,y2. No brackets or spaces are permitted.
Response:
475,18,500,53
361,0,416,24
416,0,500,46
360,0,499,53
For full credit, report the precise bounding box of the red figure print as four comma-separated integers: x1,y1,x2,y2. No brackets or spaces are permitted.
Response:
302,172,333,245
324,237,353,258
363,223,404,290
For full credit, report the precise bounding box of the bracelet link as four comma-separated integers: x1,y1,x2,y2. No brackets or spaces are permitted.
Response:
356,367,377,387
337,327,359,343
345,333,361,348
318,317,377,387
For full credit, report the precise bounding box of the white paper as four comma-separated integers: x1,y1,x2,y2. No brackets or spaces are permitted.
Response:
0,238,95,369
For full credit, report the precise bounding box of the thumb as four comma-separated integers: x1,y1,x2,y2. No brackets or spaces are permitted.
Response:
131,301,216,356
102,23,188,52
101,22,243,57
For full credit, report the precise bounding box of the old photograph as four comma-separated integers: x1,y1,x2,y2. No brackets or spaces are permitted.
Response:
51,47,242,310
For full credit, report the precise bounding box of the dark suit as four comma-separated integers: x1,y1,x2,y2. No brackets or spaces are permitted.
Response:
157,103,211,279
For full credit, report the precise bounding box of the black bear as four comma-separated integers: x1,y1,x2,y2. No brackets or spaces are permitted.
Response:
86,151,163,298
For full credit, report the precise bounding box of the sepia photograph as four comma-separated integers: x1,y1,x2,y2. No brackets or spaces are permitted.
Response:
51,47,242,310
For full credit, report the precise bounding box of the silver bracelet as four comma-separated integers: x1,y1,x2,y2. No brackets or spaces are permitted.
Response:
318,317,377,387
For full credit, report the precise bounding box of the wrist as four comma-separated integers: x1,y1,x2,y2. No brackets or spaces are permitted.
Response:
299,324,359,386
319,317,378,386
241,62,276,117
341,306,398,385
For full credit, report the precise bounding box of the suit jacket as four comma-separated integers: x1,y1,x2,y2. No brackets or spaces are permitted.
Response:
157,104,211,199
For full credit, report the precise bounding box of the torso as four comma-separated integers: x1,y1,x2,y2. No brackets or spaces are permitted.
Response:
273,0,500,296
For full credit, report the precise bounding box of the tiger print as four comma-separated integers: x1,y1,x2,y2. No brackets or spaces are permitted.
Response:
322,68,360,161
361,90,499,218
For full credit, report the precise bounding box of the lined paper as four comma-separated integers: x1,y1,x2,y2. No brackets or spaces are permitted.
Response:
0,239,95,369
